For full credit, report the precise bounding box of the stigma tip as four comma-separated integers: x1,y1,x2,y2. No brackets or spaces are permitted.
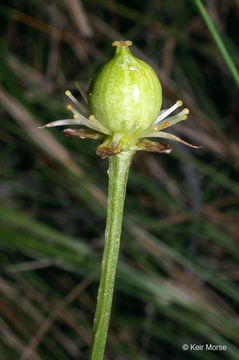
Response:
112,40,133,48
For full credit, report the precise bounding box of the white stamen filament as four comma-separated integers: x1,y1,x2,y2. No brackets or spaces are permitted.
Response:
65,90,82,107
111,133,122,148
154,100,183,124
89,115,111,135
65,89,89,117
75,82,88,104
66,103,111,134
154,108,190,131
66,104,80,118
66,105,101,131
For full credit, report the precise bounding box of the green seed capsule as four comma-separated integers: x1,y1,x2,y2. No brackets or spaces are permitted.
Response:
42,41,198,157
88,41,162,135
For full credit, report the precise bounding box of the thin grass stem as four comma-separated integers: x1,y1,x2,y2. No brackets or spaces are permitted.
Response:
193,0,239,88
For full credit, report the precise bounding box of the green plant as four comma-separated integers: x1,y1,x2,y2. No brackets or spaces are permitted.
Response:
42,40,199,359
1,2,239,359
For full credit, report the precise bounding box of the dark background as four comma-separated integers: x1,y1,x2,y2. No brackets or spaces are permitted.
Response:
0,0,239,359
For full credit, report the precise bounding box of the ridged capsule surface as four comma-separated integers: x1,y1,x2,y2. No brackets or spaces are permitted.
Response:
88,42,162,134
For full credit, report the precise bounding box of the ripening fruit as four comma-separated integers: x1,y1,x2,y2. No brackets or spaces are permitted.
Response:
88,40,162,135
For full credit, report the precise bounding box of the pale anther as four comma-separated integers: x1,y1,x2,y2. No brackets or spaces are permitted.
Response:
89,115,95,121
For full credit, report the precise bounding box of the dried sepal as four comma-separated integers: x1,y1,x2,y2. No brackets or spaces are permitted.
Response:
135,139,173,153
96,142,123,159
63,128,103,140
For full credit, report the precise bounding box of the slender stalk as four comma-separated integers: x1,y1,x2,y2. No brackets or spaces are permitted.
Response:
193,0,239,88
90,150,135,360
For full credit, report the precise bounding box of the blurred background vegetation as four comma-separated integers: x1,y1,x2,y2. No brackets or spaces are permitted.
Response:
0,0,239,359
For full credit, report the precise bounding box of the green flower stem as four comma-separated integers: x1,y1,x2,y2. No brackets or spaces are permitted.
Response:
90,150,135,360
193,0,239,88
